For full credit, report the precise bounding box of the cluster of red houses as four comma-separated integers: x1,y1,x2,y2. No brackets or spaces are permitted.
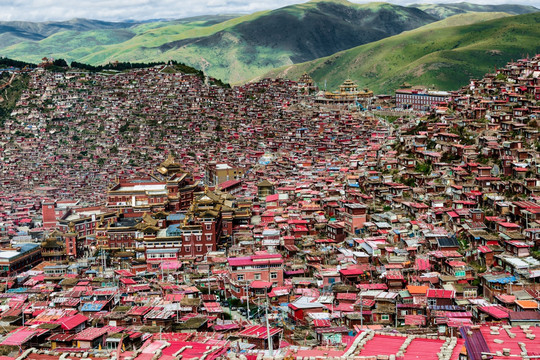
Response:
0,56,539,359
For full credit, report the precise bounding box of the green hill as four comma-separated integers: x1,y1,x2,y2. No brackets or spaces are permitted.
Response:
262,12,540,94
0,1,437,84
0,18,140,48
76,0,438,84
0,15,241,64
411,2,538,19
1,2,537,86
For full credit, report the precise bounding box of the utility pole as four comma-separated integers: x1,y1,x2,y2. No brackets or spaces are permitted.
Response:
265,288,273,353
395,300,398,328
245,283,250,321
221,275,230,316
360,291,363,328
207,261,211,294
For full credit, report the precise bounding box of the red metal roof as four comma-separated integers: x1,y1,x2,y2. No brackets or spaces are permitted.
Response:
336,292,357,300
426,289,455,299
237,325,281,339
477,305,510,319
126,306,152,316
404,315,427,326
57,314,88,331
120,278,137,285
312,319,332,327
203,302,223,313
73,327,108,341
228,254,283,267
250,280,272,289
1,328,44,346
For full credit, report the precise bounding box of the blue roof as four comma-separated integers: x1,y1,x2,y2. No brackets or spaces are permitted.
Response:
81,303,105,311
166,224,182,236
18,243,39,254
7,288,28,293
488,276,516,284
167,214,185,221
429,305,464,311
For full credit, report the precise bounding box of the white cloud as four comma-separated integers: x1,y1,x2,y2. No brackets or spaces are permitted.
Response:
0,0,538,22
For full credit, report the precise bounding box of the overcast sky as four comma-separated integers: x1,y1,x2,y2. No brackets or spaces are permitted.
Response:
1,0,539,22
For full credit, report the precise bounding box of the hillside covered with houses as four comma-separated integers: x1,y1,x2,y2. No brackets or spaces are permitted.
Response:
0,55,539,359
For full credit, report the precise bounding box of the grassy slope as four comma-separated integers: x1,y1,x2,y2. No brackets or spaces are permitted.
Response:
412,2,539,19
0,14,247,65
0,1,437,84
77,1,436,84
76,11,271,65
262,12,540,93
2,29,137,64
2,2,532,87
0,72,29,126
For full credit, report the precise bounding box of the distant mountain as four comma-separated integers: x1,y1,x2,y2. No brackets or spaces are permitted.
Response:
0,1,537,85
410,2,538,19
0,18,139,48
262,12,540,93
0,0,437,84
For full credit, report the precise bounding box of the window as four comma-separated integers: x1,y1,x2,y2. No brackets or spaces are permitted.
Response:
196,245,202,252
270,272,278,279
185,246,191,253
381,314,390,321
205,224,211,230
237,274,244,281
428,299,437,307
254,273,261,280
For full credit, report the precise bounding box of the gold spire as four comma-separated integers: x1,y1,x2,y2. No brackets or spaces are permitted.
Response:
162,153,176,167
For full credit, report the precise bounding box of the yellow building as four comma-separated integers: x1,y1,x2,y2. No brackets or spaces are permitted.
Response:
205,162,245,187
317,79,373,104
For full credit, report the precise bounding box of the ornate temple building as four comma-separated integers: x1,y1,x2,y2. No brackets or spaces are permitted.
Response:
297,73,318,94
106,155,198,215
41,227,78,263
316,79,373,104
138,188,251,270
94,214,141,250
